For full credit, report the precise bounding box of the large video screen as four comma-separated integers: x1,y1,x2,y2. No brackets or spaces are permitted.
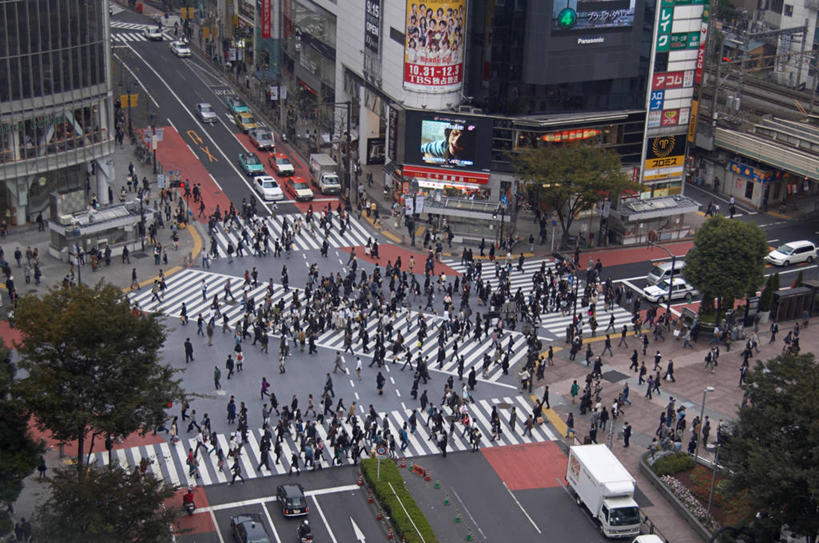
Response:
404,110,492,172
552,0,636,32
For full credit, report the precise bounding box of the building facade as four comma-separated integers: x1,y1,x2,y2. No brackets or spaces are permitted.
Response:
0,0,116,226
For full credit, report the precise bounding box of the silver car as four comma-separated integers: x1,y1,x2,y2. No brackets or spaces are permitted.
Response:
196,103,217,125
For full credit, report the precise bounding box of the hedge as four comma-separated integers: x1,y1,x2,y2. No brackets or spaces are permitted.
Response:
652,452,695,476
360,458,438,543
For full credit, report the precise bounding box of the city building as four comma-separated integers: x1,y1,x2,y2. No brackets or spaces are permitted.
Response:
0,0,116,226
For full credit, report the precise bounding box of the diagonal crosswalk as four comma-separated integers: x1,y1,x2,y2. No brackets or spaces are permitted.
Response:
129,269,533,383
444,258,634,339
87,395,554,486
209,213,374,255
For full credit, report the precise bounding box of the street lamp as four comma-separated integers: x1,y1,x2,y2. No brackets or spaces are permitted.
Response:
707,440,720,514
648,241,677,321
694,386,715,461
324,101,353,209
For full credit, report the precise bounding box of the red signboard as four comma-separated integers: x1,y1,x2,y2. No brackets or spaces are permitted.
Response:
402,164,489,186
694,22,708,84
653,71,685,90
403,63,462,88
661,109,680,126
261,0,271,39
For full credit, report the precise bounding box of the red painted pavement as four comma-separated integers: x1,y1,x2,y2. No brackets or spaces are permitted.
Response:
338,244,459,276
28,420,165,455
0,320,23,346
481,441,568,491
168,486,214,535
582,241,694,268
153,126,231,223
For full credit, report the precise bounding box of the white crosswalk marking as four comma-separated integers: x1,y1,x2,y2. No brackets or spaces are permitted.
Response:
208,213,373,255
444,257,634,339
109,4,126,16
91,396,549,486
111,21,151,30
130,269,537,383
112,32,148,43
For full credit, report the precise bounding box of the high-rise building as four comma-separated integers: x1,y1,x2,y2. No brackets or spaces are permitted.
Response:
0,0,116,226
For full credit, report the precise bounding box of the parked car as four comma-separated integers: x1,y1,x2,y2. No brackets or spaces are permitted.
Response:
238,152,264,176
169,40,191,57
142,26,163,40
196,103,217,125
248,128,275,151
643,277,698,304
234,112,258,133
288,176,314,201
269,153,295,176
230,514,272,543
766,240,816,266
226,96,249,114
252,175,284,201
276,483,308,517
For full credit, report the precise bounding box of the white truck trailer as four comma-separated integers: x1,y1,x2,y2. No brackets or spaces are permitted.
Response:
566,444,642,538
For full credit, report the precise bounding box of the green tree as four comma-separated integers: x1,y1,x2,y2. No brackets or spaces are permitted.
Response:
683,216,767,312
14,283,186,468
719,353,819,540
0,339,42,508
511,143,640,240
34,464,179,542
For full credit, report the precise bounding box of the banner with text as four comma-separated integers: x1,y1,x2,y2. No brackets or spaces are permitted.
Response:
403,0,466,92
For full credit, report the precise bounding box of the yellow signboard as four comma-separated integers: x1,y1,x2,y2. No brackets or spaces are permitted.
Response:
644,155,685,181
119,95,128,108
202,27,210,39
687,100,699,143
129,93,138,107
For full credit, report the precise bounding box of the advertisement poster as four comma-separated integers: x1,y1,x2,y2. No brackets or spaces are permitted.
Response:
261,0,271,39
403,0,466,91
552,0,636,31
419,117,479,168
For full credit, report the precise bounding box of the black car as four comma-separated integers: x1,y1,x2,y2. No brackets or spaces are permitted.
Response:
230,514,271,543
276,483,308,517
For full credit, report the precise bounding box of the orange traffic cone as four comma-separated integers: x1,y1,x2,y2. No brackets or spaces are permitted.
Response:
400,456,407,469
357,472,363,486
387,526,394,540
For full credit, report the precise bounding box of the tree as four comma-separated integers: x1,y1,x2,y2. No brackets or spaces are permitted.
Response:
683,216,767,313
0,339,42,505
511,143,640,240
719,353,819,540
34,464,179,542
14,282,186,468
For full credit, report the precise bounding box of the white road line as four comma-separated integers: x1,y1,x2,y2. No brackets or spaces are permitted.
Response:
209,509,226,542
261,501,283,543
208,172,223,190
123,41,273,214
452,488,486,539
502,481,541,534
310,495,338,543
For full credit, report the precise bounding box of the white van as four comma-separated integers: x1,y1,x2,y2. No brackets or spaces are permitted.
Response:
646,260,686,286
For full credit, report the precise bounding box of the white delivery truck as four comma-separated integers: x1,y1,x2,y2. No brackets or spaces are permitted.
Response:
566,444,642,538
309,153,341,194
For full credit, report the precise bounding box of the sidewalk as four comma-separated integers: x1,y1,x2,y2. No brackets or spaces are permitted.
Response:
530,316,813,542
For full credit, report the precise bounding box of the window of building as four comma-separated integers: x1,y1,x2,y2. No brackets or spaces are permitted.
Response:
770,0,784,13
784,4,793,15
745,180,755,199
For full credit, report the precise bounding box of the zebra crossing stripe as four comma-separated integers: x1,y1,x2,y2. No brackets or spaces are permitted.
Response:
211,213,374,254
90,396,557,486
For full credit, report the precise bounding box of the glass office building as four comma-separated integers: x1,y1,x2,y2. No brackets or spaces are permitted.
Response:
0,0,115,225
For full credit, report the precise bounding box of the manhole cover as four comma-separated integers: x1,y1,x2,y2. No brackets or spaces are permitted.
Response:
601,369,629,383
495,402,512,409
132,251,149,259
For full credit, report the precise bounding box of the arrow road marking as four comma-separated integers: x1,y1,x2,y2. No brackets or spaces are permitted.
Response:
351,516,366,542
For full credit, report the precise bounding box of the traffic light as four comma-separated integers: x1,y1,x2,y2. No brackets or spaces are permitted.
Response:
170,180,185,189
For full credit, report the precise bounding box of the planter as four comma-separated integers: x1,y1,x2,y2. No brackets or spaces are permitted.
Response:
640,452,713,542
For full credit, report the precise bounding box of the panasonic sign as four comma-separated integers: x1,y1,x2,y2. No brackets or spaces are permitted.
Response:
577,37,605,45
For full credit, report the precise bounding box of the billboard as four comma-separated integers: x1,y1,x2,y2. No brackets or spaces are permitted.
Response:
404,110,492,172
552,0,637,32
643,135,685,181
403,0,466,92
522,0,647,86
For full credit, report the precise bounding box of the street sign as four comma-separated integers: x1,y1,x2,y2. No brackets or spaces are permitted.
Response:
153,128,164,142
157,174,166,188
375,445,388,458
551,219,557,227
